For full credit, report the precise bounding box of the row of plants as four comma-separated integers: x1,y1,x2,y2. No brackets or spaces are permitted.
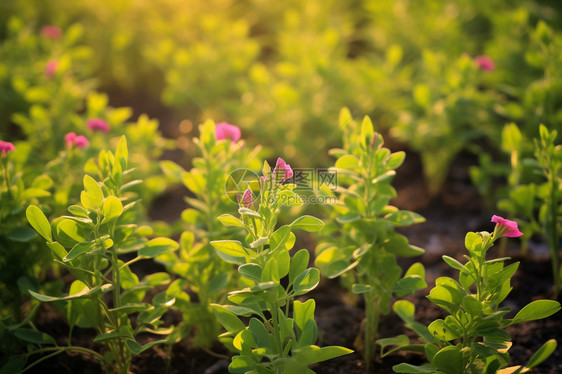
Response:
2,0,561,192
2,109,561,373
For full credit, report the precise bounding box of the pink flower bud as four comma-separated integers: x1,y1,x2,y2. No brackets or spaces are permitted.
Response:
273,157,293,182
0,140,16,156
45,60,58,78
40,25,62,39
491,215,523,238
87,118,110,133
475,55,495,72
215,122,241,143
242,189,253,208
65,132,89,149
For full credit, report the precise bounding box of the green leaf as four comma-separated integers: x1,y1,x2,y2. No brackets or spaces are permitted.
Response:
29,286,100,302
387,151,406,169
14,328,55,345
290,215,325,232
159,160,185,181
270,225,292,252
115,136,128,170
26,205,52,241
510,300,561,325
293,268,320,295
352,284,373,294
238,207,261,218
125,339,165,354
249,318,271,349
80,175,104,211
294,299,316,333
68,205,89,218
386,210,425,227
525,339,557,369
7,227,37,242
432,345,462,374
93,330,131,343
229,355,256,373
428,319,459,341
239,263,262,282
102,196,123,224
294,345,353,366
392,276,427,297
63,241,95,262
218,214,245,228
462,295,482,316
139,238,179,258
211,304,245,333
442,255,466,271
392,363,435,373
290,249,310,284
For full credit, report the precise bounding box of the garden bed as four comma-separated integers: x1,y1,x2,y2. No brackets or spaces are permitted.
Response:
24,151,562,374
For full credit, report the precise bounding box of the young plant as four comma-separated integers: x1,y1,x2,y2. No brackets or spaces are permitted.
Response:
210,157,352,373
314,109,426,369
472,124,562,296
157,120,262,346
380,216,561,374
22,137,179,374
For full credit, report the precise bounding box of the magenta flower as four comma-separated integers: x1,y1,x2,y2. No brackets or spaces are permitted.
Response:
65,132,89,149
215,122,241,143
273,157,293,182
41,25,62,39
87,118,110,133
475,55,495,72
491,215,523,238
242,189,253,208
0,140,16,156
45,60,58,78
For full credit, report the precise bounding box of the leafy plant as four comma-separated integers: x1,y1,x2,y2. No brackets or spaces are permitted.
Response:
314,108,426,368
157,120,262,347
19,137,179,374
380,216,561,374
210,157,352,373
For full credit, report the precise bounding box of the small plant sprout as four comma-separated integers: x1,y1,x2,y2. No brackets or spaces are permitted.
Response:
315,109,426,369
23,137,180,374
210,158,352,373
380,215,561,374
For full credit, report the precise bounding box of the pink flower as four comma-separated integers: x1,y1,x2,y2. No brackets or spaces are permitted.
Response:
475,55,495,71
242,189,253,208
65,132,89,149
0,140,16,156
41,25,62,39
45,60,58,78
491,215,523,238
86,118,110,133
273,157,293,182
215,122,241,143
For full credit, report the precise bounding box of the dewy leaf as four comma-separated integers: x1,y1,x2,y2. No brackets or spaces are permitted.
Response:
102,196,123,224
290,215,325,232
80,175,104,211
509,300,561,325
26,205,52,241
139,238,179,258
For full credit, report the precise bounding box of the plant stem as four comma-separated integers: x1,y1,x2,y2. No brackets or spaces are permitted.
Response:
364,291,380,371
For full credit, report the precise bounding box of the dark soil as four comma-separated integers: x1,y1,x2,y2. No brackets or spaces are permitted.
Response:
21,148,562,373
